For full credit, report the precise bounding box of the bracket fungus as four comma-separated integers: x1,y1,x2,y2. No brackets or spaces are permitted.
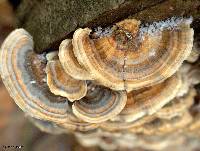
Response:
112,73,182,122
58,104,99,132
46,59,87,101
100,115,156,131
0,15,198,148
59,39,93,80
186,36,200,63
0,29,70,123
129,111,193,135
156,89,196,119
69,18,194,91
27,116,65,134
72,84,127,123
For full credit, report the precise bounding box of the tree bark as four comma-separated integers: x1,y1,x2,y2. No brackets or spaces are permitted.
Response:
15,0,200,53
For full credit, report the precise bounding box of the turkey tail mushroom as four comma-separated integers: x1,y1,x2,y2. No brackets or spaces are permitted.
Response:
46,59,87,102
0,29,70,123
0,16,196,137
155,89,196,119
59,108,99,132
72,27,126,90
112,73,182,122
186,35,200,63
72,18,193,91
72,84,127,123
27,116,65,134
129,111,193,135
59,39,93,80
101,115,156,131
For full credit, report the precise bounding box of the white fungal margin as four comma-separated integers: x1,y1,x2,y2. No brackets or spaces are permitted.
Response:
93,26,113,38
138,16,193,40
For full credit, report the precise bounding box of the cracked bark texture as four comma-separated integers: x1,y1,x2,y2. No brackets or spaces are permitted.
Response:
15,0,200,53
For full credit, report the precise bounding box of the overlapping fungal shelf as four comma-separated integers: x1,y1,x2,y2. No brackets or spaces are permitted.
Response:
1,17,200,150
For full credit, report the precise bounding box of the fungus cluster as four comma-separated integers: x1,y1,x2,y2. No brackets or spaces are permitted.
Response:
1,17,199,150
